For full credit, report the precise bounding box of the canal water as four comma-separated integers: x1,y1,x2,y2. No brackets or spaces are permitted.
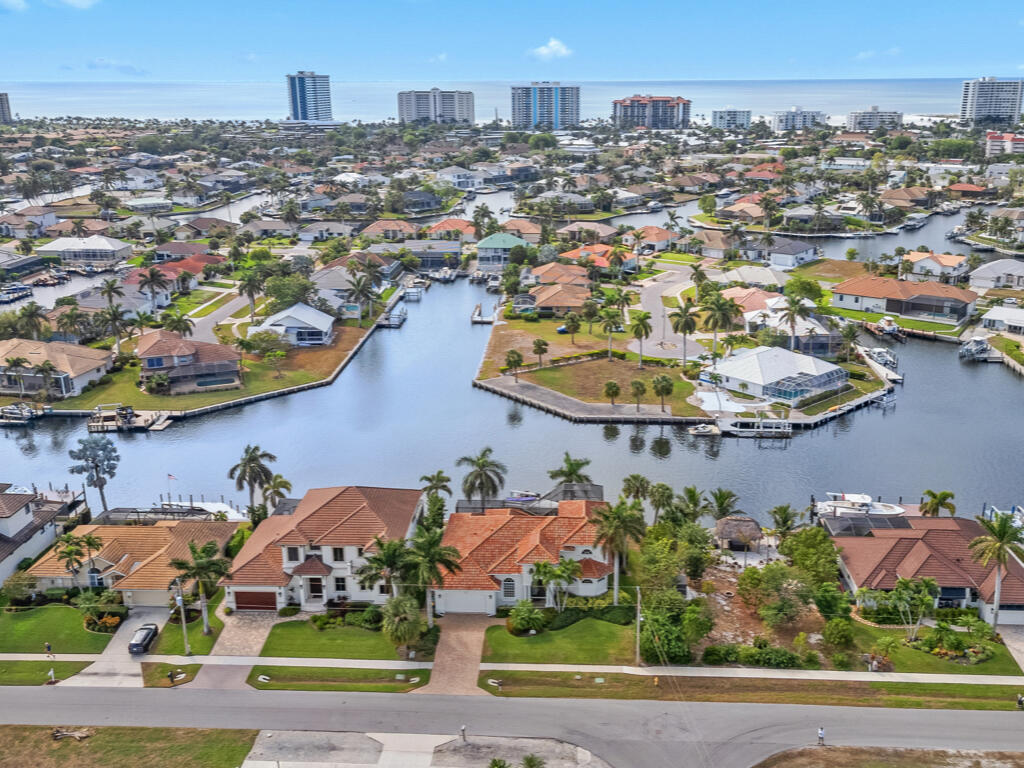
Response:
4,276,1021,522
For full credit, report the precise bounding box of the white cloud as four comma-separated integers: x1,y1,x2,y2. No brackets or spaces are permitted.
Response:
529,37,572,60
855,46,900,61
58,0,100,7
0,0,28,10
854,50,875,60
87,57,146,75
429,52,448,63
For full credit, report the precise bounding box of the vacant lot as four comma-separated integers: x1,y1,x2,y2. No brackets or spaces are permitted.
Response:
480,315,627,379
791,258,868,283
755,747,1024,768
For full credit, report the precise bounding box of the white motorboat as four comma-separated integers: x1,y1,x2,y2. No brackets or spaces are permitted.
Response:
815,492,905,517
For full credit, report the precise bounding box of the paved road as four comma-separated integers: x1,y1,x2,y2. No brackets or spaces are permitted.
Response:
192,292,249,343
0,687,1020,768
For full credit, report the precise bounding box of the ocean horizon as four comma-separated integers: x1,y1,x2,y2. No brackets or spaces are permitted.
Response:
0,77,973,123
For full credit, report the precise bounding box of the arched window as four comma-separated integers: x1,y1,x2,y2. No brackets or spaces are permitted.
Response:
87,567,104,588
581,549,593,556
582,579,593,584
502,578,516,598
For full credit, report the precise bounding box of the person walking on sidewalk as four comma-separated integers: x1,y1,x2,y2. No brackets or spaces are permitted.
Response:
44,642,54,659
817,726,825,746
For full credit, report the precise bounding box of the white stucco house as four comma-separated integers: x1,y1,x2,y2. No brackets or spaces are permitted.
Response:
902,250,969,283
981,306,1024,335
0,484,67,585
701,345,848,403
969,259,1024,291
254,303,335,346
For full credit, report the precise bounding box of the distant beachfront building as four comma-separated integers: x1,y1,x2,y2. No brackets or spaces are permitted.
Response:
846,106,903,131
397,88,475,124
612,95,691,129
0,94,11,124
960,77,1023,125
770,106,826,132
286,71,333,122
510,82,580,130
711,109,751,130
985,131,1024,157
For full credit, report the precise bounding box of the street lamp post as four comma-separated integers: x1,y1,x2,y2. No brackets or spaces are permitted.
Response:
174,577,191,656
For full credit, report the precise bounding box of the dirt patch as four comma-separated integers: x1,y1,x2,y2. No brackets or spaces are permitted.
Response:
792,258,868,283
479,318,613,379
242,323,368,378
755,746,1024,768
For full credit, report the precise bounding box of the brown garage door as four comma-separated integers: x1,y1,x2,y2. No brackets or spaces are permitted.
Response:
233,591,276,610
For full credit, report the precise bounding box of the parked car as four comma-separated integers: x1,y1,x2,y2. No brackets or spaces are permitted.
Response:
128,623,159,654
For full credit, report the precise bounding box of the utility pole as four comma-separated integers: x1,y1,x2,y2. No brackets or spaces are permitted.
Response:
634,585,641,666
174,577,191,656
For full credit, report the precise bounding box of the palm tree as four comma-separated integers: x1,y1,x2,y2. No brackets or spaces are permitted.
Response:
169,540,232,635
600,308,620,361
17,301,47,340
709,487,741,520
380,594,424,656
779,295,811,351
703,293,740,367
349,274,377,328
161,308,195,337
630,311,652,369
280,199,301,234
671,486,710,524
262,474,292,510
32,360,58,399
419,470,452,497
838,323,860,361
505,349,523,381
563,312,582,345
408,526,461,628
127,311,154,341
648,482,674,523
138,267,170,309
604,380,620,405
592,497,645,605
228,444,278,511
4,356,29,399
651,374,673,412
630,379,646,411
622,474,650,503
548,452,592,484
97,305,129,355
531,560,561,609
920,490,956,517
356,536,412,598
969,512,1024,633
456,447,507,513
669,299,698,363
532,338,548,368
767,504,802,543
237,271,264,322
99,278,124,308
57,542,84,575
56,306,88,340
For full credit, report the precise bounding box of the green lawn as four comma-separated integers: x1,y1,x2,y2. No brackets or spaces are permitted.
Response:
201,281,235,289
0,661,92,685
482,618,635,665
190,292,237,318
141,662,202,687
851,622,1022,676
821,306,963,334
481,671,1024,711
655,252,700,265
230,297,266,319
248,665,430,692
0,605,111,653
261,621,400,659
169,290,218,314
0,726,257,768
661,295,680,308
151,590,224,656
989,335,1024,366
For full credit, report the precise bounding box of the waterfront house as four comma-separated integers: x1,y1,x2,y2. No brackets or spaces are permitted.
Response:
476,232,528,272
124,197,173,213
153,241,210,263
526,262,590,287
44,218,112,238
557,221,617,243
254,302,335,347
718,202,764,223
28,521,238,607
501,219,543,244
719,266,789,289
981,306,1024,334
830,515,1024,626
831,276,977,324
435,499,612,615
525,283,592,316
239,220,295,239
622,225,678,253
758,237,818,270
173,216,236,240
311,265,358,318
742,297,835,354
435,166,477,190
334,251,403,281
73,282,168,318
299,221,355,242
136,329,242,394
222,486,425,611
946,183,994,200
879,186,934,210
426,218,477,243
367,239,460,270
0,206,58,239
902,250,969,283
609,188,645,208
969,259,1024,291
0,484,78,584
559,243,637,274
403,190,442,213
111,215,178,237
44,304,105,344
35,235,132,270
781,205,844,229
334,192,370,215
715,515,764,552
701,346,848,403
0,339,112,398
533,191,596,213
987,209,1024,241
360,219,418,241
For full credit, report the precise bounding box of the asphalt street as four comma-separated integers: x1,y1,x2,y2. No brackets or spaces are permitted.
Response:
0,687,1021,768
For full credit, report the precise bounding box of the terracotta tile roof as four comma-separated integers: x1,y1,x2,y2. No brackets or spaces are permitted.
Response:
440,501,609,591
0,485,34,519
426,218,474,235
501,219,543,236
291,555,333,576
904,251,966,268
721,286,775,312
530,262,590,286
0,338,112,379
226,487,422,587
579,557,613,578
529,283,590,310
832,276,977,304
28,521,238,591
948,183,988,192
560,243,617,269
362,219,417,237
629,225,677,242
136,330,241,365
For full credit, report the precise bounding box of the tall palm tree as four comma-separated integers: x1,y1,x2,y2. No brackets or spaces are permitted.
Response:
630,311,652,369
356,536,411,598
671,486,710,524
98,305,129,355
407,526,462,628
138,267,170,309
531,559,561,609
4,356,29,399
592,497,646,606
349,274,377,328
709,487,742,520
548,452,592,484
839,323,860,361
779,295,811,351
920,490,956,517
161,308,195,337
969,512,1024,633
622,474,650,503
57,542,84,575
169,540,232,635
505,349,523,381
56,306,88,340
32,360,59,399
237,271,265,322
669,299,698,363
456,447,507,512
652,374,674,412
262,474,293,510
126,311,154,342
280,199,301,234
703,293,740,367
600,308,621,361
767,504,802,543
17,301,47,340
99,278,124,308
228,444,278,511
419,470,452,497
648,482,674,523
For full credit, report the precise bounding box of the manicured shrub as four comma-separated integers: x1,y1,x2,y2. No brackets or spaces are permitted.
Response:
547,607,587,631
507,600,546,634
596,605,635,625
278,605,300,618
823,618,854,649
410,624,441,657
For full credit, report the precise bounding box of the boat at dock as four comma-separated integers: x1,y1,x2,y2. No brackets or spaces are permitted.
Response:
815,492,906,517
0,283,33,304
687,423,720,436
717,417,792,438
87,404,166,432
0,403,38,427
866,347,899,370
646,200,663,212
901,214,928,231
959,337,1003,362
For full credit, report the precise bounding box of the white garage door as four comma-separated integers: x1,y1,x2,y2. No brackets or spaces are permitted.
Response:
439,590,493,614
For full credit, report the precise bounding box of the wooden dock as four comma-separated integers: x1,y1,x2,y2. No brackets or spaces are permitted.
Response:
471,303,498,324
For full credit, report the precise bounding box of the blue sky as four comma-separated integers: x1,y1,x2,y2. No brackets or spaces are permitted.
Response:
2,0,1023,82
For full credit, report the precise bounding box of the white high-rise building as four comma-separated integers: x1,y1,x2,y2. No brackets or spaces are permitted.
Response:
510,82,580,130
846,106,903,131
0,94,11,124
711,109,751,130
770,106,826,133
397,88,475,124
286,71,333,122
960,77,1023,125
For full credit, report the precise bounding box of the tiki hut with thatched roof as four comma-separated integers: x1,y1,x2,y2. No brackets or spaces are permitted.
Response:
715,515,764,552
